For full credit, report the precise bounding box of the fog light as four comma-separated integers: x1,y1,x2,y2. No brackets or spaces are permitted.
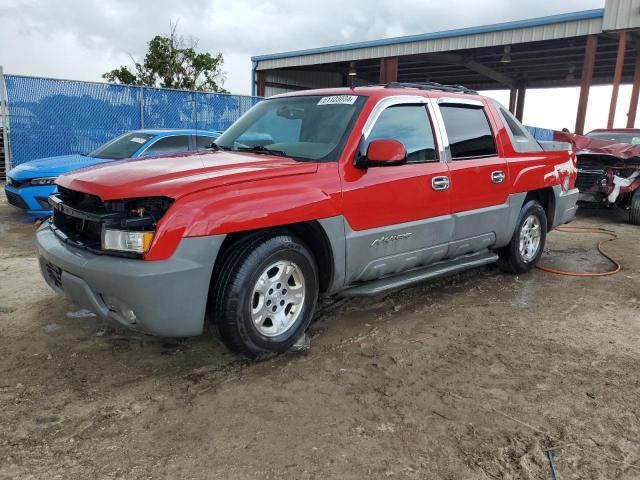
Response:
102,229,154,254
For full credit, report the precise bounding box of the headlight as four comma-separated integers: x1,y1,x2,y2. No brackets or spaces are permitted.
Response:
105,197,173,220
102,229,155,254
30,177,57,185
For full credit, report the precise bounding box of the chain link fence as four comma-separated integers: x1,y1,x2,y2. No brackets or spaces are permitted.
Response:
0,71,262,176
0,71,564,179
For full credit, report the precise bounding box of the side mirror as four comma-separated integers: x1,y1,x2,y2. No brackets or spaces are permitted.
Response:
355,139,407,168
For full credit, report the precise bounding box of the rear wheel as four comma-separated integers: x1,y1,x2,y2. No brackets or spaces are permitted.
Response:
630,189,640,226
498,200,547,274
210,234,318,359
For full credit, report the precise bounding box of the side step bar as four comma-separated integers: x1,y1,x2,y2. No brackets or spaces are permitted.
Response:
340,250,499,297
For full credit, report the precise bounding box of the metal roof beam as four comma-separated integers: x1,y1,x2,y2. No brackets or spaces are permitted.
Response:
425,53,513,87
477,48,624,65
425,75,634,91
399,67,635,86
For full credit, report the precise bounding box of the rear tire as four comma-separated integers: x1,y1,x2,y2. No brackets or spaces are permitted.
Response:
210,234,319,359
498,200,547,274
630,189,640,226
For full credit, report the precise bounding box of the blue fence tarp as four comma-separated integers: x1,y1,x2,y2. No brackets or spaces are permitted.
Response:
0,73,561,169
3,74,261,168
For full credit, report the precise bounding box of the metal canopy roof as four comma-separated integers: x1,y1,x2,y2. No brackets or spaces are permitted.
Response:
252,1,640,132
252,5,640,92
347,35,637,90
252,9,606,70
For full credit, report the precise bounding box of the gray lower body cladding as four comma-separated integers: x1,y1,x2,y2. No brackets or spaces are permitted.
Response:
36,221,224,337
34,187,579,338
342,193,524,285
341,250,499,297
550,186,579,229
338,188,578,287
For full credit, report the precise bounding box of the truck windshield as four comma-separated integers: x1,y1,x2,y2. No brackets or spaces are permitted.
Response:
216,95,366,161
90,132,155,159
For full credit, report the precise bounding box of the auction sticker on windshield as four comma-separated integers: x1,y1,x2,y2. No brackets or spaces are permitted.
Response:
130,137,148,144
317,95,358,105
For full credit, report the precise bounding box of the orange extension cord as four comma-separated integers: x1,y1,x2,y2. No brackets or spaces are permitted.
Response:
536,225,621,277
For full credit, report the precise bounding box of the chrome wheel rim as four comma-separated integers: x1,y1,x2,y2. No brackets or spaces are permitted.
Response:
519,214,542,262
250,260,306,337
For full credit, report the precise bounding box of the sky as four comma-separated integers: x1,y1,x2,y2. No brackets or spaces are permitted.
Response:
0,0,635,132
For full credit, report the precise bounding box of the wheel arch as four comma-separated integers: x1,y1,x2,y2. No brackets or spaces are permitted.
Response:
211,218,345,296
524,187,556,231
496,189,555,248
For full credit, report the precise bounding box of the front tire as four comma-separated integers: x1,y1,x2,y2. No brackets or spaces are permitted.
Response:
498,200,547,274
211,234,319,359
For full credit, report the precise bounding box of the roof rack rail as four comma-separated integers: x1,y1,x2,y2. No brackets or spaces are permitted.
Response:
383,81,478,95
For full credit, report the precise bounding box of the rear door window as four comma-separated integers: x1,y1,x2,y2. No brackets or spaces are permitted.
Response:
439,106,497,159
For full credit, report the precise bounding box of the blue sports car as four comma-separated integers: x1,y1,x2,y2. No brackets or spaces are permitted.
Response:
4,129,220,216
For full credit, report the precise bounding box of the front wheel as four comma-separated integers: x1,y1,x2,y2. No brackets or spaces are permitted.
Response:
498,200,547,274
210,234,319,359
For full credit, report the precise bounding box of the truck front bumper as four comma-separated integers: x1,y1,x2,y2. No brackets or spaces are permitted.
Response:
36,221,225,337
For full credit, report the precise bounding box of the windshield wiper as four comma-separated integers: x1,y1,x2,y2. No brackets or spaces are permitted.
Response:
235,145,288,157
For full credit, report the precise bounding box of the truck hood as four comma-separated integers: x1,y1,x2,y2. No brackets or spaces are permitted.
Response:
554,131,640,163
55,151,319,200
8,154,112,180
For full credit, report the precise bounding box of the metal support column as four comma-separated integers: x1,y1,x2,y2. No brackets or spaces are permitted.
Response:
191,91,197,131
139,86,145,129
256,71,266,97
627,48,640,128
515,85,526,121
508,87,517,114
0,65,11,175
607,31,627,128
379,57,398,83
575,34,598,135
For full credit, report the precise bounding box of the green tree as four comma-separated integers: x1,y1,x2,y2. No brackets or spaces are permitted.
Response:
103,24,227,92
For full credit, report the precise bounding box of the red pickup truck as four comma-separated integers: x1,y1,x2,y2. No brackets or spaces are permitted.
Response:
36,83,578,358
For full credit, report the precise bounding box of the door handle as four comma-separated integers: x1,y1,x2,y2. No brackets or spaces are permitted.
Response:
491,171,506,184
431,176,450,191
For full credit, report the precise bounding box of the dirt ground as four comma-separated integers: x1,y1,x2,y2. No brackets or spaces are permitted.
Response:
1,197,639,480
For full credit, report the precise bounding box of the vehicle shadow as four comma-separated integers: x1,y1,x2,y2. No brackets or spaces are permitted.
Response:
575,203,631,225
